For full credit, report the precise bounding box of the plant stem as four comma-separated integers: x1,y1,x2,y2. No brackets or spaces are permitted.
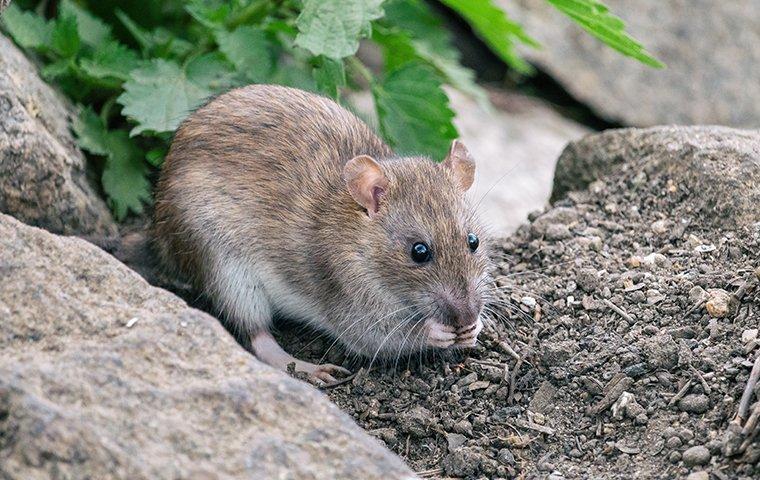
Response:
347,56,373,86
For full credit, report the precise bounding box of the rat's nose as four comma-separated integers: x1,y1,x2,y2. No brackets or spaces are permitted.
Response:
437,291,482,327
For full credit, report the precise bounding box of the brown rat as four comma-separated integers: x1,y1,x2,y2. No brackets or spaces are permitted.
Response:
152,84,492,383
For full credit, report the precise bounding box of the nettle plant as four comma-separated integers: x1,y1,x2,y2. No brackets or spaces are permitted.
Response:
1,0,660,220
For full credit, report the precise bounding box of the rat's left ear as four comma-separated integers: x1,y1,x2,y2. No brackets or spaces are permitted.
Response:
442,139,476,192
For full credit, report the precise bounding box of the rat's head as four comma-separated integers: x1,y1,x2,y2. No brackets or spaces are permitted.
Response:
342,140,491,361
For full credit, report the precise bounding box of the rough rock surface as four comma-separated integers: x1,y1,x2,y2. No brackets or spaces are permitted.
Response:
0,34,116,237
551,126,760,229
504,0,760,127
0,214,412,480
279,126,760,478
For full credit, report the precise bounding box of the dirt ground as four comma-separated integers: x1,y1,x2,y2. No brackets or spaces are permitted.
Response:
276,146,760,479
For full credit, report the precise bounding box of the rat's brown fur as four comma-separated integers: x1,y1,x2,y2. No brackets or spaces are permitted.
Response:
152,85,490,364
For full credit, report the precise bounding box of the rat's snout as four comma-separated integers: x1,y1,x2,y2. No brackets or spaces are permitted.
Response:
435,289,482,328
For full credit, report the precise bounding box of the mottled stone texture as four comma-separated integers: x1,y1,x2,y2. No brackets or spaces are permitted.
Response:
552,126,760,229
0,214,413,480
0,34,116,237
505,0,760,127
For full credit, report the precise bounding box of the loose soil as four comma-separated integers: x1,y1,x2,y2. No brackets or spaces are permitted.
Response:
277,157,760,479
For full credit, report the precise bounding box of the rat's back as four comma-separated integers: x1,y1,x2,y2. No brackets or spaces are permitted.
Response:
152,85,391,290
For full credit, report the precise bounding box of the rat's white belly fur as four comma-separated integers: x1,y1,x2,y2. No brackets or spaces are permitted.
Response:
210,249,324,332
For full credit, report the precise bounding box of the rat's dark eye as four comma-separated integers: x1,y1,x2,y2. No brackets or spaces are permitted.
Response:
467,233,479,252
411,242,432,263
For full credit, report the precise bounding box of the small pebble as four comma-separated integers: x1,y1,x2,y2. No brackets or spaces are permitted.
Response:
686,471,709,480
446,433,468,452
682,445,711,466
742,328,758,343
705,289,731,318
678,394,710,414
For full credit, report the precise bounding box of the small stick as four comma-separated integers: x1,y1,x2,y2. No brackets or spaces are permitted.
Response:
689,365,712,395
603,298,634,323
736,353,760,421
499,341,521,360
667,378,693,407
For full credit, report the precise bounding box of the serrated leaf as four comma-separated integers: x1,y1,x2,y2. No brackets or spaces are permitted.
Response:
115,10,193,58
79,41,141,82
51,14,81,58
373,62,457,160
101,129,151,220
295,0,385,59
72,106,111,156
72,107,150,219
185,0,231,29
1,4,52,50
312,56,345,99
186,52,242,92
118,59,212,135
546,0,664,68
215,25,273,83
438,0,538,74
59,0,111,47
384,0,450,52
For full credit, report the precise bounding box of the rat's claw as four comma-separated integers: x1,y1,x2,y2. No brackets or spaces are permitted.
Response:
304,363,351,386
455,318,483,347
425,319,457,348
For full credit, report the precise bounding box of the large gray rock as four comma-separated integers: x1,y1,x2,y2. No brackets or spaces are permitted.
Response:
0,213,413,479
551,126,760,229
504,0,760,127
0,34,116,237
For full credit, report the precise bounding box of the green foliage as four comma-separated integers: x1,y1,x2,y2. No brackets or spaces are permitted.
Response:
546,0,663,68
0,0,662,221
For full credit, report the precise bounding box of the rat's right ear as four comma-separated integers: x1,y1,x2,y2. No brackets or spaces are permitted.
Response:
343,155,388,217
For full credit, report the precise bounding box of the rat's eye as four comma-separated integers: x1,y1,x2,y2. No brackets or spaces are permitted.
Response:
411,242,432,263
467,233,479,252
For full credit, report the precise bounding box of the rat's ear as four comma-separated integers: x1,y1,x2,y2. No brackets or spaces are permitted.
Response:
343,155,388,217
442,139,476,192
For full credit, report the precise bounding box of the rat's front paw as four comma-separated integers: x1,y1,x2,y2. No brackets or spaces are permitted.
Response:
454,317,483,348
425,318,457,348
290,361,351,385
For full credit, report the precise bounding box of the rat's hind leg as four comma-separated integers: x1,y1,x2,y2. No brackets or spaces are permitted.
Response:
210,256,349,384
251,331,350,384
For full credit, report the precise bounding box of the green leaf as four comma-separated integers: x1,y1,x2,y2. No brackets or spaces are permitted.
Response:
59,0,112,47
295,0,385,59
546,0,664,68
373,24,488,108
117,59,213,136
101,129,151,220
72,107,151,220
312,56,345,99
185,52,242,92
438,0,538,73
373,62,457,160
215,25,273,83
79,41,143,82
72,106,111,156
185,0,231,29
51,15,81,58
145,147,167,167
1,4,52,50
115,10,193,58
